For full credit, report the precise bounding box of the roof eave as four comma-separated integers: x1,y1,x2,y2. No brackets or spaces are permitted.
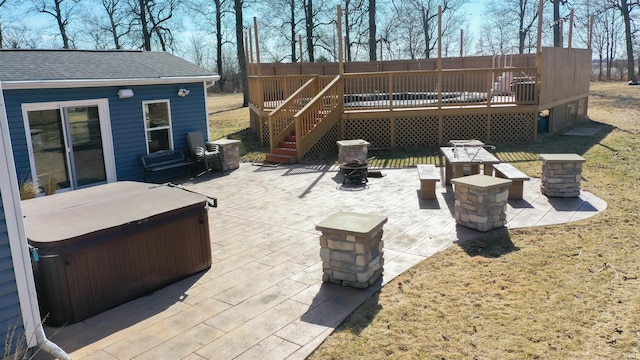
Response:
0,75,220,90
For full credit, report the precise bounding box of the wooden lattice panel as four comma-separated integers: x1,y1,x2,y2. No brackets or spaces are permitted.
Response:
490,112,536,143
261,116,270,144
442,114,487,144
395,116,439,146
344,118,392,148
303,123,339,160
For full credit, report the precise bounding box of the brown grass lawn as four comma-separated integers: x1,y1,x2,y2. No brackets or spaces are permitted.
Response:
207,92,268,163
309,82,638,360
210,82,640,358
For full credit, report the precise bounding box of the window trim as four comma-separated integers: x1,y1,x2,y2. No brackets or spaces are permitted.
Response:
21,98,117,191
142,99,173,154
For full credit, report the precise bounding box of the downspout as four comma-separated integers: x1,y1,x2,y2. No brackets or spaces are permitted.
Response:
0,81,71,359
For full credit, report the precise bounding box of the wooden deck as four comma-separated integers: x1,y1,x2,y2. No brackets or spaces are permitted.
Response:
247,48,591,161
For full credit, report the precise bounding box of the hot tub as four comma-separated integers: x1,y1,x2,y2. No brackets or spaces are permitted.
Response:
22,181,212,326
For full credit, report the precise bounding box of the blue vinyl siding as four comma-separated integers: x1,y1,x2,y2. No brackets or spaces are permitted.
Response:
4,82,209,182
0,195,25,355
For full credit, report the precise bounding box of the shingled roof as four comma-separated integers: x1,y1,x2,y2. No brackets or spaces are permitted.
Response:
0,49,219,88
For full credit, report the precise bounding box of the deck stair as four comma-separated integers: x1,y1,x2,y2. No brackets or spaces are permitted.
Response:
266,132,298,164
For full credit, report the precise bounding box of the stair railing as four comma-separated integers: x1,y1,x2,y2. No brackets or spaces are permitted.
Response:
293,75,343,159
268,76,319,151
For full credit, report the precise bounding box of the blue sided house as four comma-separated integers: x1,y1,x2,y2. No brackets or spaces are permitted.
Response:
0,49,219,192
0,49,219,357
1,82,69,358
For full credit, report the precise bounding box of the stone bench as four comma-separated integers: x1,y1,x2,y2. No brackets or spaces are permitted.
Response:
417,164,441,200
493,163,530,199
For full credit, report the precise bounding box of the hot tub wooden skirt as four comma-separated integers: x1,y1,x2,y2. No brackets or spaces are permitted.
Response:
23,182,212,326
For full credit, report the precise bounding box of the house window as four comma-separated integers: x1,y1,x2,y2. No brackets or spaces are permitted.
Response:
143,100,173,153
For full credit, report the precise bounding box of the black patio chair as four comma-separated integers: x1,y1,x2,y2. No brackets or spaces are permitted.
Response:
186,132,223,174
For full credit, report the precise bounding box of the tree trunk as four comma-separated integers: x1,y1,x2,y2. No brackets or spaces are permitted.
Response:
304,0,314,62
54,0,70,48
290,0,297,62
108,13,121,49
345,0,351,62
139,0,151,50
368,0,376,61
215,0,224,91
234,0,248,106
421,6,431,58
620,0,636,82
553,0,561,47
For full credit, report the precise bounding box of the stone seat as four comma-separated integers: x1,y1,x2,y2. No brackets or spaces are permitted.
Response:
417,164,441,200
493,163,530,199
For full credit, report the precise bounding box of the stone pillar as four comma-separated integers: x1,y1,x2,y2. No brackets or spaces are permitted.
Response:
337,139,370,164
451,174,512,232
539,154,586,198
212,139,241,171
315,211,387,289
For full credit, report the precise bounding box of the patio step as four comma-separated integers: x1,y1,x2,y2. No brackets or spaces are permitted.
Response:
285,135,297,142
272,147,297,156
268,131,298,164
279,141,297,149
265,153,297,164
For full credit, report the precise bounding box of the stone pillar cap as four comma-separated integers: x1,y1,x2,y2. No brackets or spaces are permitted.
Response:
211,139,241,145
336,139,370,147
539,153,586,163
316,211,387,234
451,174,512,189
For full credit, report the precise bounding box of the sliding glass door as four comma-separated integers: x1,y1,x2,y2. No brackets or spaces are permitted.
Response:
23,99,115,193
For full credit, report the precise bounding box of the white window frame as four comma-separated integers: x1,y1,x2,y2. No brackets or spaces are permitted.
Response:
21,98,117,191
142,99,173,154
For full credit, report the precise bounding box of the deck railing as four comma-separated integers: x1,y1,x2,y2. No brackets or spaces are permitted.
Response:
250,67,538,112
342,67,537,111
268,77,320,150
250,74,334,110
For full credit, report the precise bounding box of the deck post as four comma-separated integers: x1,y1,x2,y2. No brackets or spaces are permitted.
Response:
437,6,442,110
253,18,264,112
535,0,543,107
337,5,345,140
337,6,344,77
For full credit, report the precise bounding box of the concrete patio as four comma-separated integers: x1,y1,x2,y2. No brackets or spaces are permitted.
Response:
37,163,606,360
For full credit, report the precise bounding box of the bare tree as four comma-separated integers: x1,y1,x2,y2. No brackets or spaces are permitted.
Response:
389,0,426,58
99,0,132,49
483,0,539,54
234,0,248,105
480,2,513,54
551,0,568,47
80,0,133,49
606,0,638,82
344,0,368,61
254,0,303,62
368,0,376,60
187,0,232,90
303,0,315,61
0,0,9,47
1,21,40,49
575,0,622,80
32,0,80,48
393,0,466,59
129,0,180,51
